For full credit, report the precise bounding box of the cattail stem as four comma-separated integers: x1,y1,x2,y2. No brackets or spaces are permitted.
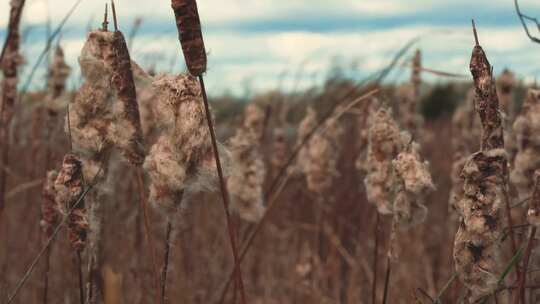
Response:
41,245,52,304
372,212,380,304
136,168,161,304
382,256,391,304
76,251,85,304
161,221,173,304
514,227,536,304
198,75,247,304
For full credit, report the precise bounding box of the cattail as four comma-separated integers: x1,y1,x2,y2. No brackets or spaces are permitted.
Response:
144,73,223,211
108,26,145,166
54,154,87,252
41,170,59,238
510,89,540,199
70,19,148,302
47,46,71,101
496,68,515,117
71,24,146,171
171,0,207,76
453,24,507,301
227,103,266,222
270,127,288,172
364,108,404,214
0,0,25,218
296,106,317,173
302,113,344,194
392,140,434,227
411,49,422,98
354,97,380,173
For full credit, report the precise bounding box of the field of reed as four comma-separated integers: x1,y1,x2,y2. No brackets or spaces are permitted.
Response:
1,1,540,304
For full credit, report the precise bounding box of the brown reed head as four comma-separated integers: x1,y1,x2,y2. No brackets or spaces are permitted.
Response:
41,170,59,238
55,154,87,251
171,0,207,76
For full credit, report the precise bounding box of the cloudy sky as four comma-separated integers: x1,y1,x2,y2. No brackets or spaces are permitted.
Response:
1,0,539,96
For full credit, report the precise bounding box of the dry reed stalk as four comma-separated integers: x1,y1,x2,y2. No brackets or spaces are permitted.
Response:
228,103,266,222
511,89,540,200
528,171,540,226
40,170,59,304
270,127,288,176
171,0,246,301
513,170,540,303
0,0,25,229
411,49,421,99
453,22,509,302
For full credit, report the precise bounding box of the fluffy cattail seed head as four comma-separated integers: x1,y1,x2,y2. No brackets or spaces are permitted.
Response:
364,108,404,214
227,128,266,222
171,0,207,76
227,103,266,221
392,141,434,226
144,73,222,212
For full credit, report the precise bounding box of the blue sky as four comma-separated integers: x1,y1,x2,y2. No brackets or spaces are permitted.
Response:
1,0,539,96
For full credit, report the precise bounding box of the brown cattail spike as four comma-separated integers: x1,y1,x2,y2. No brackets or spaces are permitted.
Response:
111,0,118,32
172,0,207,76
453,24,508,301
110,28,146,166
102,3,109,31
469,31,502,151
55,154,86,252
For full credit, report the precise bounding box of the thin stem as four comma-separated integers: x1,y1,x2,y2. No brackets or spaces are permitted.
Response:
372,212,380,304
161,221,173,304
199,75,247,304
514,227,537,304
382,257,391,304
76,251,85,304
42,244,52,304
136,168,161,304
